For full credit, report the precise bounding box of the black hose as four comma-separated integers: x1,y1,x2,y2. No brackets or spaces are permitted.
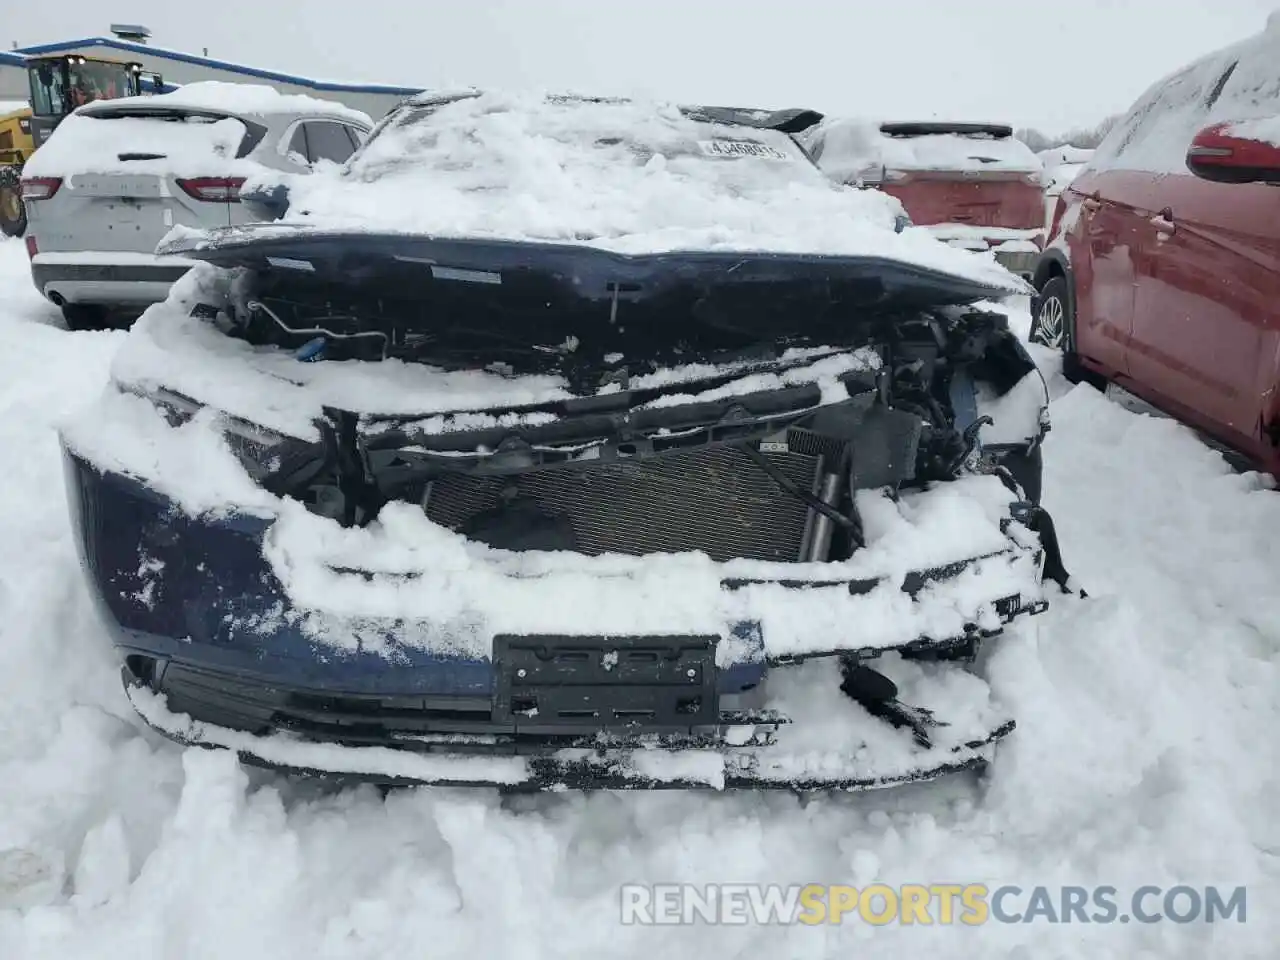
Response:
739,443,864,547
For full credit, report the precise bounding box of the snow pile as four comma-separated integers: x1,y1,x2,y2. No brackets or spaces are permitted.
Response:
1,239,1278,957
239,91,1026,289
0,100,27,116
804,120,1043,179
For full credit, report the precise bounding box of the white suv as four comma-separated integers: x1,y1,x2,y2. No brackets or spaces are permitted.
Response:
20,82,372,330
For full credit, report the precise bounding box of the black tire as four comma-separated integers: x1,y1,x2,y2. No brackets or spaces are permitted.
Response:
0,174,25,239
61,304,111,332
1030,276,1069,350
1032,274,1105,388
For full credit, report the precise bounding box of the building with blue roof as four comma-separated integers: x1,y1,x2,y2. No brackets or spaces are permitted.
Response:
1,26,425,118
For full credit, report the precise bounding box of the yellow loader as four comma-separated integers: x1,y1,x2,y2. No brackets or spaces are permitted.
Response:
1,54,162,237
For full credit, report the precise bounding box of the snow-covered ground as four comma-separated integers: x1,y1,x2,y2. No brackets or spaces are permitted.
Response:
0,236,1276,958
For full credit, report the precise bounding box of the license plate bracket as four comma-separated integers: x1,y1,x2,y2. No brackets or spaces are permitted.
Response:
492,634,719,733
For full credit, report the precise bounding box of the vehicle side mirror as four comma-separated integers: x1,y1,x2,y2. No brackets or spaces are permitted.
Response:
242,181,291,221
1186,121,1280,185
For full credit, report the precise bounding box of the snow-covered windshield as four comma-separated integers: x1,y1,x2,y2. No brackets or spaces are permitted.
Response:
349,94,820,186
263,91,1028,288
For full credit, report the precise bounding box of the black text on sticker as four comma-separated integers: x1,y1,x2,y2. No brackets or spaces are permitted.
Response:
697,140,791,161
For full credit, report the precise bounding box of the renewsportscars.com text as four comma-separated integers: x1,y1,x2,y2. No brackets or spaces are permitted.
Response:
619,883,1247,926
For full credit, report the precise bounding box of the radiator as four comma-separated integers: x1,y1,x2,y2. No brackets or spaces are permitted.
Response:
424,444,825,562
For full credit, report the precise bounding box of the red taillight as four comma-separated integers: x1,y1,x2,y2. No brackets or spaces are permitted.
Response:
24,235,37,259
20,177,62,201
176,177,246,202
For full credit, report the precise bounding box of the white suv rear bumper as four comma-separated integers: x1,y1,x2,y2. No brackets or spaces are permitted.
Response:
30,252,193,306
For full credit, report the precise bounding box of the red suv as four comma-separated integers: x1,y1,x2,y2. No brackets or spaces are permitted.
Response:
804,121,1045,279
1032,19,1280,475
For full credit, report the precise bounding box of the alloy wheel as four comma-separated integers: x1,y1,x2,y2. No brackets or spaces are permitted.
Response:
1034,295,1066,349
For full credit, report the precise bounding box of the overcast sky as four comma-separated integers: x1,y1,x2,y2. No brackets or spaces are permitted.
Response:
5,0,1276,132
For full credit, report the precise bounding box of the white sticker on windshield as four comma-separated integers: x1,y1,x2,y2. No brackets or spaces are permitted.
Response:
697,139,792,161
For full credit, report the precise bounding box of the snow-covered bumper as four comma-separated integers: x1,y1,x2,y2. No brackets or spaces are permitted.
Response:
926,227,1043,282
64,448,1051,790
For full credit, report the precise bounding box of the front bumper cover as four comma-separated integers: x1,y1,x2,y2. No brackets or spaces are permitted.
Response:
124,661,1020,792
67,443,1063,791
113,538,1051,791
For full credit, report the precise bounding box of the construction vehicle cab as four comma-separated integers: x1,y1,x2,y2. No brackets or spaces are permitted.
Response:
27,55,155,146
0,55,162,237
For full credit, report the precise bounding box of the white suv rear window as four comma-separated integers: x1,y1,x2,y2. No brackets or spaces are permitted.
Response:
24,110,253,179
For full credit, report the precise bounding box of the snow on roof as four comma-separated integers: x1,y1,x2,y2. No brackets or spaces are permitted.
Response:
0,100,28,117
78,81,373,126
804,119,1043,179
1089,22,1280,175
14,36,422,97
267,91,1024,289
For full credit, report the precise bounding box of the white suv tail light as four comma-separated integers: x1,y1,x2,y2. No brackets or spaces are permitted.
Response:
176,177,246,202
20,177,62,201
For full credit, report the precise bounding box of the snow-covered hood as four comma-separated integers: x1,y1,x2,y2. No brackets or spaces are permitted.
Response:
160,91,1027,292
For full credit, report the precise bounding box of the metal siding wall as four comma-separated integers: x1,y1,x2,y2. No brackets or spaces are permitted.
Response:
0,64,29,103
